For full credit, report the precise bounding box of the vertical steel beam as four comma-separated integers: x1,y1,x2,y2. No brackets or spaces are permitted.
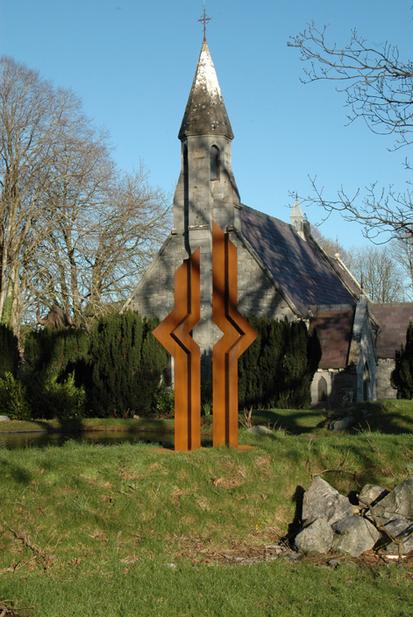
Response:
152,249,201,451
212,224,257,447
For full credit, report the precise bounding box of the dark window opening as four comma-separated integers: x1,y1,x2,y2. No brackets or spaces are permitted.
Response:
210,145,220,181
317,376,328,402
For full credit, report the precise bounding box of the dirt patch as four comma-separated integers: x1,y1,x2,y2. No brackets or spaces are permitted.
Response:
176,535,291,564
0,602,29,617
173,534,413,569
211,475,245,489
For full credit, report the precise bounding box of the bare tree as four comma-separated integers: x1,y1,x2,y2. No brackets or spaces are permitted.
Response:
85,167,168,315
393,237,413,299
0,56,169,333
345,246,404,303
310,226,350,262
288,18,413,242
0,57,63,331
312,227,406,301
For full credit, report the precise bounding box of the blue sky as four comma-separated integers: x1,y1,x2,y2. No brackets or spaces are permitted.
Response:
1,0,411,248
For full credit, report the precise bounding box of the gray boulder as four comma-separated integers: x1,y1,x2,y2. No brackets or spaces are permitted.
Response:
295,518,334,555
381,517,413,556
247,425,274,437
370,478,413,525
358,484,388,507
330,416,354,431
302,476,353,525
332,516,381,557
0,415,10,422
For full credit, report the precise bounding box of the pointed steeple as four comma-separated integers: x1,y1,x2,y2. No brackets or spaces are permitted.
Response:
178,39,234,141
290,195,305,228
290,195,310,240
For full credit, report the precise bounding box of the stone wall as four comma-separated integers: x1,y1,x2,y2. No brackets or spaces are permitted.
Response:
376,358,397,400
311,368,357,407
311,370,333,406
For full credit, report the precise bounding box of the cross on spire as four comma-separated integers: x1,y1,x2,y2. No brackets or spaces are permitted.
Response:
198,8,211,40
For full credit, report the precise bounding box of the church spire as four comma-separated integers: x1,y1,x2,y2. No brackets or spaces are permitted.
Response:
290,194,310,240
178,39,234,141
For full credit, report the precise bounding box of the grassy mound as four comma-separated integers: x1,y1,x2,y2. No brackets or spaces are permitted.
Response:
0,428,413,616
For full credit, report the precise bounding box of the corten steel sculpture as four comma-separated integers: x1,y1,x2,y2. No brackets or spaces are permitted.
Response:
152,249,201,451
212,223,257,448
153,226,256,450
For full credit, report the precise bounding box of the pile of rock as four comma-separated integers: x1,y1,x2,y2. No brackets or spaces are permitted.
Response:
294,476,413,557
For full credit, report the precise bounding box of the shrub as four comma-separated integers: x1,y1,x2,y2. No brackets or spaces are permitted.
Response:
85,311,168,417
23,328,89,419
0,372,31,420
43,374,86,420
24,328,89,380
152,382,174,418
0,324,20,378
392,322,413,398
238,317,321,409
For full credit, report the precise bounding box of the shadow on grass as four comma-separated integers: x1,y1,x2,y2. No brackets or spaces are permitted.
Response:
352,401,413,434
0,458,32,484
251,400,413,436
251,409,326,434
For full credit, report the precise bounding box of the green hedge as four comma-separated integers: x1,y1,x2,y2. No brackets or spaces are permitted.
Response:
22,327,89,419
238,317,321,409
18,311,168,419
392,322,413,399
0,313,321,419
85,313,167,417
0,323,19,378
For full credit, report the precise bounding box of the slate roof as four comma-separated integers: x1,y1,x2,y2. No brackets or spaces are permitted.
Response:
310,307,355,369
179,40,234,141
371,303,413,358
329,258,363,299
239,205,357,315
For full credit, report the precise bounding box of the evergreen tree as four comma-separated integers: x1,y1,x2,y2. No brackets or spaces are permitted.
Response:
139,317,168,415
86,311,167,417
24,328,89,379
0,324,19,377
238,317,321,409
392,322,413,399
23,327,89,418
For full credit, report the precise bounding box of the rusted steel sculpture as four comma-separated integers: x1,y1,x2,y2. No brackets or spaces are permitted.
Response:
153,225,256,450
211,223,257,447
152,249,201,451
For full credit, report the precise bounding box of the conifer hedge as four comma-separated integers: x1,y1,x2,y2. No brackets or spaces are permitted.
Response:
0,313,321,419
238,317,321,409
23,327,89,419
392,322,413,399
85,312,167,417
0,324,20,378
19,311,168,419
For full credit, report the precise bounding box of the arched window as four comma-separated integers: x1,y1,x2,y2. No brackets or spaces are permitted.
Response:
317,376,328,402
210,145,220,181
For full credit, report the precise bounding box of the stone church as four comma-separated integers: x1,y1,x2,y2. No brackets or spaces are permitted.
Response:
130,37,413,406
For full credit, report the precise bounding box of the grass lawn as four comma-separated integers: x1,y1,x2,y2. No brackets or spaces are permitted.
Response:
0,416,175,435
0,401,413,616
